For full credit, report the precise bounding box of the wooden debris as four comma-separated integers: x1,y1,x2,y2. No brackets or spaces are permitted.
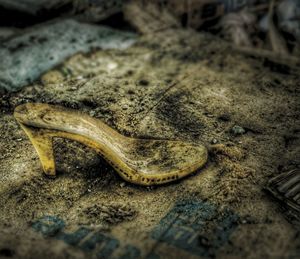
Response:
266,169,300,227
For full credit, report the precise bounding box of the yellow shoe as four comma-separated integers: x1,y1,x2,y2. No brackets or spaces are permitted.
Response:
14,103,207,186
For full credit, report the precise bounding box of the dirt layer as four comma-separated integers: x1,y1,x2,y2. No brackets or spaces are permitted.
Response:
0,28,299,258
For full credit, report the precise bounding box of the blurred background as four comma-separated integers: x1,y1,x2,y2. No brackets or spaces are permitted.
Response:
1,0,299,93
1,1,299,51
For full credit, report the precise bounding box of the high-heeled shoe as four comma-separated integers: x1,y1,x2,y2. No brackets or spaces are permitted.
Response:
14,103,207,186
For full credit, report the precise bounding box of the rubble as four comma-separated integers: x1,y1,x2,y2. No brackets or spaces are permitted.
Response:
0,19,136,92
231,125,246,135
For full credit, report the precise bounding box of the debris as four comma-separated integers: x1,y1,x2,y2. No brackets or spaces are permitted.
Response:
277,0,300,41
211,138,218,144
72,0,124,23
209,144,245,161
170,0,225,28
231,125,246,135
0,19,137,92
0,0,71,16
0,0,125,27
124,1,180,34
41,70,65,85
149,0,259,29
266,169,300,227
83,204,137,225
221,10,256,47
267,0,289,55
235,46,300,71
221,0,257,13
89,110,96,117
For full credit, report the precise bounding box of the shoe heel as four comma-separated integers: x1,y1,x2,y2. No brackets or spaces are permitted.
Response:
20,124,56,177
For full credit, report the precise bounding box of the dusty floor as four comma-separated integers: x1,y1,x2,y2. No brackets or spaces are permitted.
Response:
0,28,299,258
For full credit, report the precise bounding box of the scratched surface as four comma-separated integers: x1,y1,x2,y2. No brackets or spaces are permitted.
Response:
0,28,299,258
